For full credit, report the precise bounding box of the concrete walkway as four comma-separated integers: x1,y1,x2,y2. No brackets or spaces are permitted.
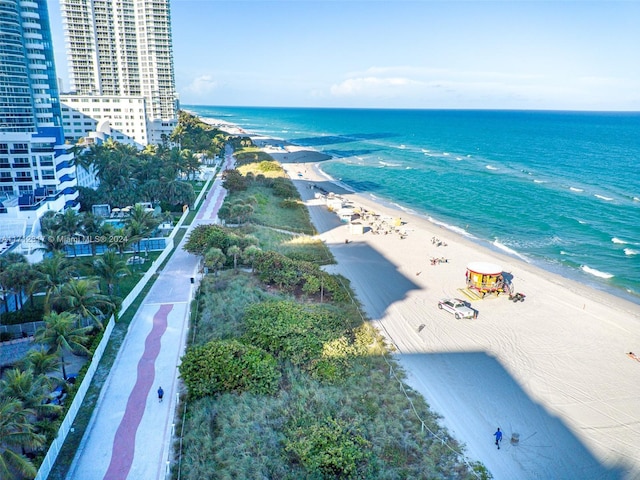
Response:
66,148,235,479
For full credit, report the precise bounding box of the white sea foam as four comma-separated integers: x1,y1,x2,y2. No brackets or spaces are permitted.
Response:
379,161,401,167
456,157,463,160
633,196,640,202
492,239,529,262
533,179,545,183
569,187,584,192
393,203,418,215
581,265,614,279
443,152,450,156
624,248,639,256
595,194,614,201
398,145,406,149
486,165,498,171
427,217,474,238
612,237,628,244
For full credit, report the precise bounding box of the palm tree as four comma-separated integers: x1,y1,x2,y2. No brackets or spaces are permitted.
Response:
109,226,133,256
35,228,67,254
226,245,242,271
126,204,159,262
34,311,91,380
53,278,115,330
169,123,187,149
20,347,61,378
204,247,225,276
38,210,59,236
180,148,201,180
242,245,262,273
0,368,58,417
93,143,140,206
80,212,103,256
6,263,37,310
142,143,158,156
0,397,45,480
93,250,130,295
129,203,158,228
35,252,75,314
161,179,195,207
0,253,28,312
56,209,82,257
125,219,146,265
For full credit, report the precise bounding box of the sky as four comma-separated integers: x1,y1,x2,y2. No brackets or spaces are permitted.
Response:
47,0,640,111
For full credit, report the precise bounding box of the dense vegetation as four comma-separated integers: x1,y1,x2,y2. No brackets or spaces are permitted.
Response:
218,149,316,235
0,205,166,478
0,110,224,479
175,151,489,479
75,110,243,212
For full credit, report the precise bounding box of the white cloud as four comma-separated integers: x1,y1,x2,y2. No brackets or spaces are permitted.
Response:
327,66,595,108
330,76,423,97
183,75,218,95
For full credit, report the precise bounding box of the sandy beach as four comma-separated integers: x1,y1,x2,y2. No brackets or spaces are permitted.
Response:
260,141,640,479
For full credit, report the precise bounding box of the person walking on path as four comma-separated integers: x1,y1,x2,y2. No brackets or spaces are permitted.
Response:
157,386,164,403
494,427,503,449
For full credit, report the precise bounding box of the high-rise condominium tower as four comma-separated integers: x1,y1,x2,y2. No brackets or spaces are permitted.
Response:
0,0,77,228
60,0,178,145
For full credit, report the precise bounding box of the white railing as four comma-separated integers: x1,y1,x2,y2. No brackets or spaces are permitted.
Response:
34,315,115,479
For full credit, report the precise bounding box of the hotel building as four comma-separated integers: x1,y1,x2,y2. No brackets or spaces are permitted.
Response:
59,0,179,146
0,0,78,232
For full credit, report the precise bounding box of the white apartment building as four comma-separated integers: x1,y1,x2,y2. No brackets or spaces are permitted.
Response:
59,0,179,146
60,94,149,148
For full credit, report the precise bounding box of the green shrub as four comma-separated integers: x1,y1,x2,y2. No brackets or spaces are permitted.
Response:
179,339,280,398
0,305,44,325
271,177,299,198
284,417,373,479
258,160,282,172
243,301,344,367
222,168,248,192
254,192,269,205
279,198,301,209
253,250,301,292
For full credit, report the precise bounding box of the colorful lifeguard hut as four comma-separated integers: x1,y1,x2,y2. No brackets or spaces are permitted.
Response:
465,262,511,297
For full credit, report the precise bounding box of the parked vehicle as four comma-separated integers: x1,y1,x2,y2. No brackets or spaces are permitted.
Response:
437,298,476,319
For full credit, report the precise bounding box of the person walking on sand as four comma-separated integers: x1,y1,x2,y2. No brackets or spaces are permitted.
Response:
494,427,503,449
157,386,164,403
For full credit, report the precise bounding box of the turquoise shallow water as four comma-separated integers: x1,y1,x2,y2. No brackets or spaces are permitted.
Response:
186,105,640,303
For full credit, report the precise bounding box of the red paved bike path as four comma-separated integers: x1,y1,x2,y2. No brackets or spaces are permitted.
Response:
102,304,173,480
67,151,235,479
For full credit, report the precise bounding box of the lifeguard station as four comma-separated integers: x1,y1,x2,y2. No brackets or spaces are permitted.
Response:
464,262,512,299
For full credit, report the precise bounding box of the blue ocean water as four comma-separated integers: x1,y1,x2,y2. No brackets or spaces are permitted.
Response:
186,105,640,303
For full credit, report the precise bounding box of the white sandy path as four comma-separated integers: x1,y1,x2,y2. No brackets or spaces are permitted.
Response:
270,144,640,480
